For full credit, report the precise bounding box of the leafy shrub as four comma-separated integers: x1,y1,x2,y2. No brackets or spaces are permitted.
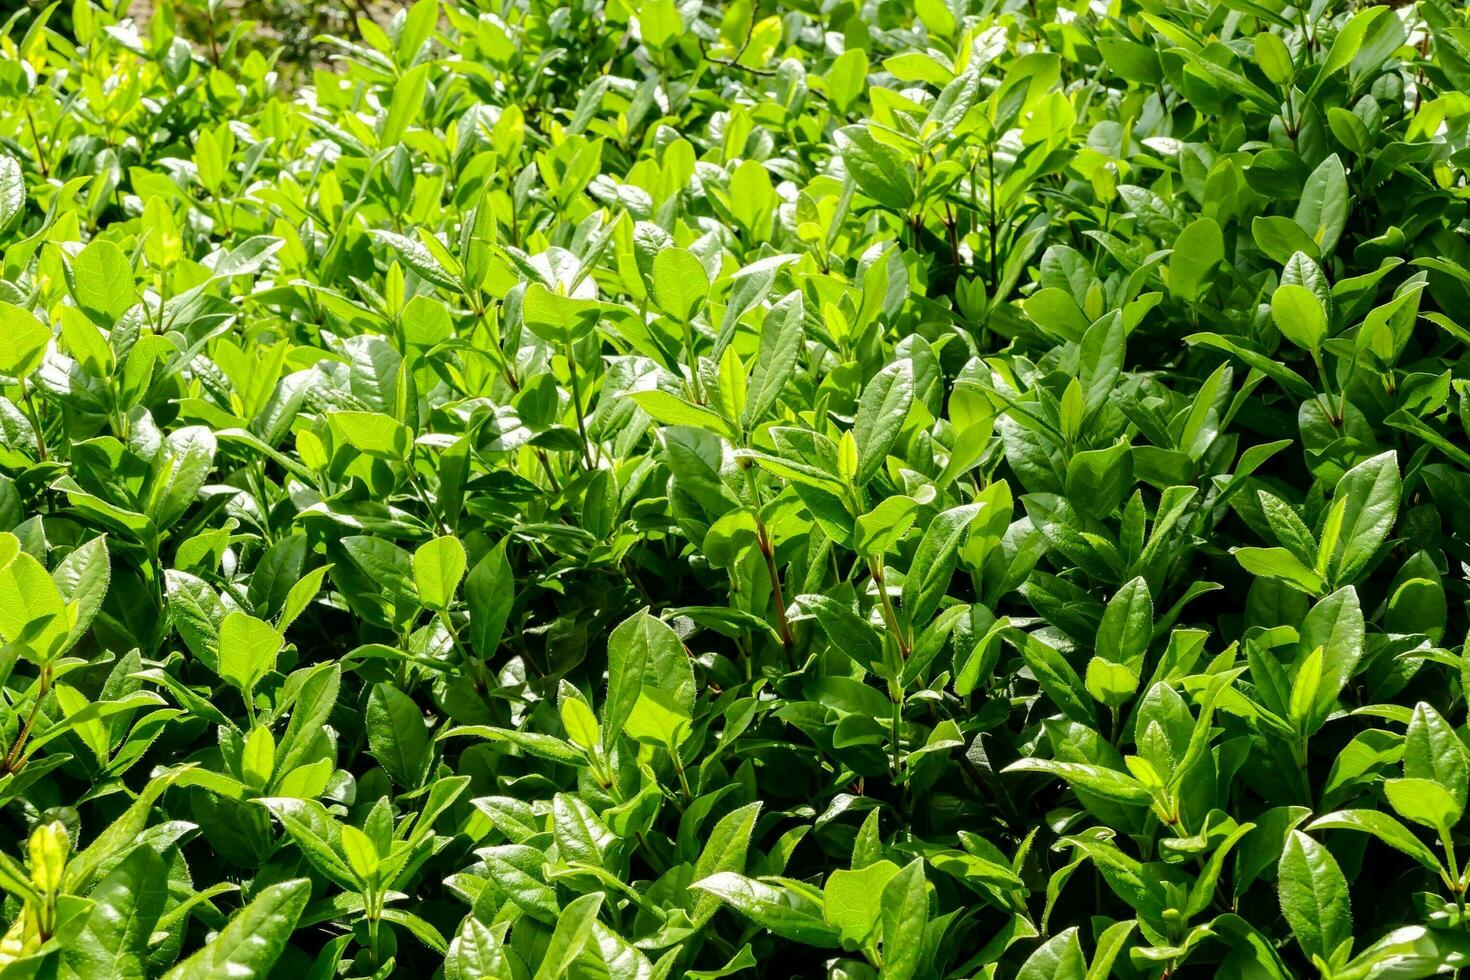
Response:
0,0,1468,977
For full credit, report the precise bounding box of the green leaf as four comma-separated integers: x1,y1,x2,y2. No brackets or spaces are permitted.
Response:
1017,633,1097,726
329,410,412,460
0,155,22,231
743,291,804,428
59,305,113,376
822,860,899,947
445,918,511,980
276,664,341,777
366,682,432,787
559,689,600,751
256,797,356,888
651,247,709,324
532,892,602,980
1060,835,1165,923
1018,927,1086,980
1255,32,1293,84
1272,284,1328,354
879,858,928,980
0,302,50,378
152,426,217,530
693,802,763,926
1085,657,1139,708
1098,36,1162,84
1096,576,1152,672
216,612,283,698
1328,451,1399,586
1295,154,1349,256
64,844,168,980
1232,546,1326,594
1184,332,1315,398
440,725,584,765
1086,919,1138,980
413,535,467,611
161,878,310,980
1169,216,1223,302
1311,6,1391,94
52,535,109,655
853,359,915,485
382,63,430,146
1306,810,1444,873
640,0,682,51
835,126,916,210
631,390,737,439
70,240,137,326
1003,758,1151,805
464,538,514,660
604,610,694,747
900,503,981,627
1024,287,1090,342
827,48,869,113
1300,586,1364,729
925,67,980,137
521,282,602,345
1279,830,1353,967
1385,778,1463,834
1404,702,1469,810
691,873,842,947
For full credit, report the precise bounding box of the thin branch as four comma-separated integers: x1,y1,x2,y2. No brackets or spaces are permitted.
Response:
695,6,777,78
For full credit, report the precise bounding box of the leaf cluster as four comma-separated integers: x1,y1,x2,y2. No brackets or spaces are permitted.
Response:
0,0,1469,978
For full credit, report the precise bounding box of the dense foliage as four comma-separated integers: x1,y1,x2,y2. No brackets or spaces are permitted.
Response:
2,0,1470,976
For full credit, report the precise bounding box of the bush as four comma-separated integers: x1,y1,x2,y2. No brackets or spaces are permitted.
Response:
0,0,1467,977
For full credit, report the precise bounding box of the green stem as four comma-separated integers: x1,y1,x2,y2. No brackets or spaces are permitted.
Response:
1294,735,1313,808
405,462,449,535
20,377,45,462
1309,348,1338,423
474,303,520,393
635,830,668,875
1443,829,1465,923
533,448,562,494
2,664,50,773
670,746,693,801
889,693,903,783
681,317,700,402
437,609,499,714
870,559,910,658
986,141,999,287
23,100,48,178
565,339,594,469
367,909,381,968
744,465,794,662
205,8,220,66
